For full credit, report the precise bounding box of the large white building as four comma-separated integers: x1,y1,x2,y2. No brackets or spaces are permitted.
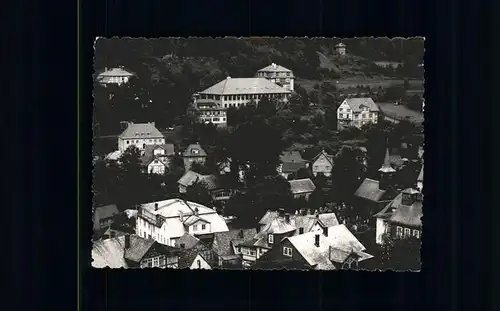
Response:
337,97,380,129
96,67,135,86
192,77,291,127
136,198,229,247
117,122,165,152
256,63,295,91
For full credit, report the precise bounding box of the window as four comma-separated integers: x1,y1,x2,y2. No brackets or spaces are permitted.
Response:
283,247,293,257
299,227,304,234
193,224,198,231
153,257,160,267
126,140,130,144
413,230,420,238
143,232,146,238
201,224,206,230
404,228,411,237
197,260,201,269
268,234,274,244
148,234,152,239
159,256,165,267
339,108,343,112
396,226,403,238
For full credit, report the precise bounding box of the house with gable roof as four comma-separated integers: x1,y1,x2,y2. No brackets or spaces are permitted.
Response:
256,224,373,270
337,97,380,129
93,204,119,232
96,67,135,86
140,143,176,175
192,76,291,127
135,198,229,247
92,234,181,269
177,170,232,202
311,149,334,177
118,122,165,152
354,148,399,218
256,63,295,91
288,178,317,200
182,142,207,171
277,151,309,179
374,188,423,245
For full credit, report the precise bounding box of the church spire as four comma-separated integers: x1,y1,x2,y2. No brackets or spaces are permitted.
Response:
378,148,396,173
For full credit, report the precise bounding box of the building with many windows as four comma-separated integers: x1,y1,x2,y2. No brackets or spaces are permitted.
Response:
135,198,229,247
373,188,423,245
117,122,165,152
256,63,295,91
337,97,380,129
96,67,135,86
192,77,291,127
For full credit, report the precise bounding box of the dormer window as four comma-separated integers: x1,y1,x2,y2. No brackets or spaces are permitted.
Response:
192,149,199,155
268,234,274,244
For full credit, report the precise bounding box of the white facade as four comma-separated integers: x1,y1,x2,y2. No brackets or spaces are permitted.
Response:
337,98,379,129
136,199,229,247
190,254,212,270
147,159,166,175
256,63,295,91
118,137,165,152
375,217,389,245
97,68,135,86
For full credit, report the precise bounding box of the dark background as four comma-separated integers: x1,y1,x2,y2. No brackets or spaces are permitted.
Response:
10,0,494,310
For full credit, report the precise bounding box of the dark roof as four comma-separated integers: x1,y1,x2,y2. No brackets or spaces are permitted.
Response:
119,122,164,139
177,171,220,190
253,258,313,270
123,237,156,262
195,233,216,247
280,151,306,163
177,233,202,249
354,178,387,202
178,249,211,269
213,229,257,256
374,189,423,227
182,143,207,157
95,204,119,220
282,162,307,174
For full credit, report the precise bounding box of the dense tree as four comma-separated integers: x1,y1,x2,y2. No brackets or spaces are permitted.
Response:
378,235,421,271
330,147,366,203
183,181,214,207
407,94,423,112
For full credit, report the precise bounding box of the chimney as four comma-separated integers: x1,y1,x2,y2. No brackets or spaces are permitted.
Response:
278,208,285,218
307,209,312,215
272,63,277,68
179,211,184,222
284,213,290,223
194,207,199,216
151,121,155,127
239,229,244,238
314,234,320,247
124,234,131,249
300,208,306,216
154,203,159,211
314,210,319,218
323,227,328,237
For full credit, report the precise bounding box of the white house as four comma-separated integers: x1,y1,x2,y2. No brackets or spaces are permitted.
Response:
135,198,229,247
141,144,176,175
337,97,380,129
335,42,347,55
193,77,291,127
96,67,135,86
311,150,334,177
256,63,295,91
118,122,165,152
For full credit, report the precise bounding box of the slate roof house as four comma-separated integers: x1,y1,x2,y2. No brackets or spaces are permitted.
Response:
140,143,176,175
91,234,181,269
177,248,213,269
374,188,423,245
177,171,232,202
117,122,165,152
135,198,229,247
93,204,119,232
236,209,339,267
182,143,208,171
96,67,135,86
354,148,399,218
311,149,334,177
256,225,373,270
277,151,309,179
288,178,317,200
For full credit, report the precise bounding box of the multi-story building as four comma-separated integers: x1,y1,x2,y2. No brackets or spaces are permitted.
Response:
192,77,291,127
337,97,380,129
117,122,165,152
256,63,295,91
374,188,423,245
96,67,135,86
135,198,229,247
335,42,347,55
182,143,207,172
